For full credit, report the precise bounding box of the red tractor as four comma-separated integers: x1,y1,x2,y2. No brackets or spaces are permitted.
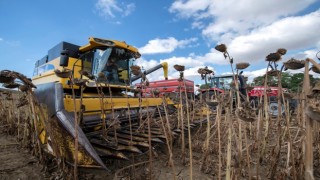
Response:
199,73,291,116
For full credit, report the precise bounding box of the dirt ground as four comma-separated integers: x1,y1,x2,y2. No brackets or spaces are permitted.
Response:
0,133,46,180
77,151,213,180
0,129,213,180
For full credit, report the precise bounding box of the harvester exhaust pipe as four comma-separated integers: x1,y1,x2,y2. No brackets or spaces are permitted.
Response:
130,62,168,82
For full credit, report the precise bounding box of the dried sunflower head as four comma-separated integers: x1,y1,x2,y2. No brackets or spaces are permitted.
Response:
130,65,141,71
266,53,281,62
277,48,287,55
236,109,256,122
73,78,88,86
0,70,16,84
130,65,142,76
197,67,213,75
54,68,72,78
215,44,227,53
98,72,105,78
283,58,305,70
3,83,20,89
266,70,281,76
19,85,29,92
174,64,185,71
312,81,320,92
153,89,160,96
79,70,95,80
236,62,250,70
311,65,320,74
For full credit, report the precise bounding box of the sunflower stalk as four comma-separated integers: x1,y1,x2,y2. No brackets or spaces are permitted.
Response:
158,99,176,180
217,105,222,180
302,59,314,180
69,75,79,180
183,78,193,180
179,78,186,163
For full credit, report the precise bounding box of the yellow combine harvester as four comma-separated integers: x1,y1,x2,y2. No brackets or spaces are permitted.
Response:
32,37,174,170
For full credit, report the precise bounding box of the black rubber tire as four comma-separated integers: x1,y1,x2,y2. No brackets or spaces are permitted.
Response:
201,91,215,101
269,101,285,116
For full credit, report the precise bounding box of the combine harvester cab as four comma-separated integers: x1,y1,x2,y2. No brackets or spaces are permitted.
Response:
31,37,175,170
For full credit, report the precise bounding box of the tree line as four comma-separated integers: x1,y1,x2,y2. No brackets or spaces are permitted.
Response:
198,72,319,93
251,72,319,93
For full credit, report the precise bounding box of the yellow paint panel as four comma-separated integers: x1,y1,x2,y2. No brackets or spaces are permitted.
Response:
32,57,82,89
64,95,173,112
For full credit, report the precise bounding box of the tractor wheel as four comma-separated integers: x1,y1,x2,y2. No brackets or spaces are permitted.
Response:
202,91,215,101
269,101,285,116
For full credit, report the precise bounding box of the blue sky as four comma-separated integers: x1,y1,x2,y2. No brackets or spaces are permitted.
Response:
1,0,320,85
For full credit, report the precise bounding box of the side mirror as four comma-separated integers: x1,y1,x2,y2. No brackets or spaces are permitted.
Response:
60,50,69,67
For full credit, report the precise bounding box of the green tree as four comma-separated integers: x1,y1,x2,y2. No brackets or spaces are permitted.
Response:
252,76,264,86
200,84,210,89
281,72,291,89
252,72,319,93
290,73,304,92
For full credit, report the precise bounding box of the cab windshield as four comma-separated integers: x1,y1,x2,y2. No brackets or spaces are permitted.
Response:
211,76,233,90
82,47,136,85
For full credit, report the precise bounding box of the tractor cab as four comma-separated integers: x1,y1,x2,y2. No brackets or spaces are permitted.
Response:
198,72,248,105
209,74,234,90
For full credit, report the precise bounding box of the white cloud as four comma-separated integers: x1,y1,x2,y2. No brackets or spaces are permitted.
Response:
95,0,135,18
227,10,320,64
123,3,135,16
135,58,159,70
139,37,198,55
170,0,316,38
191,21,205,29
288,49,319,60
169,0,212,18
242,68,267,82
169,0,320,65
0,38,3,41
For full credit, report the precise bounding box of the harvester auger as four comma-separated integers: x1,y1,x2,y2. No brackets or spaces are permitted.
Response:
31,37,176,170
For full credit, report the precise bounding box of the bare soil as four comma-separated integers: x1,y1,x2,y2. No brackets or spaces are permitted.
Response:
0,133,45,180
